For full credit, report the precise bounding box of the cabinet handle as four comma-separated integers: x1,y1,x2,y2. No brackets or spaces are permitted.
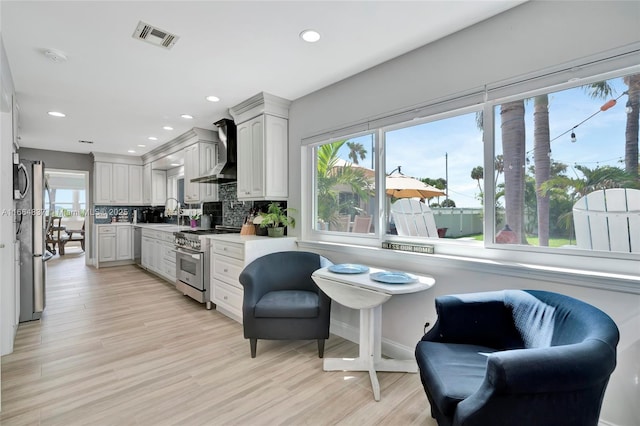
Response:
223,296,228,300
223,268,228,272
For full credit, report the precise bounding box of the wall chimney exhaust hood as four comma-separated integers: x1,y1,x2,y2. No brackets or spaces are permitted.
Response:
191,118,237,183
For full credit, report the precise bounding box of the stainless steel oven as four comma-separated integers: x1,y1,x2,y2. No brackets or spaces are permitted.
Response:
174,232,211,308
174,226,241,309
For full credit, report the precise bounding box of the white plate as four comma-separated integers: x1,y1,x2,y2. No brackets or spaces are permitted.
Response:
328,264,370,274
369,271,418,284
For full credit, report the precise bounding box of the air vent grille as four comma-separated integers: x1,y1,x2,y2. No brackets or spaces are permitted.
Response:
132,21,179,50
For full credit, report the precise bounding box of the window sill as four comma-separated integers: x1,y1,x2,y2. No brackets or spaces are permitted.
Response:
298,239,640,295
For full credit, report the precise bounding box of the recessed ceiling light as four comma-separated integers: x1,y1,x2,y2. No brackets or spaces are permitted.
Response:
300,29,321,43
170,163,181,167
205,95,220,102
148,136,158,141
137,144,146,147
163,126,173,131
127,150,136,153
48,111,66,117
181,114,194,119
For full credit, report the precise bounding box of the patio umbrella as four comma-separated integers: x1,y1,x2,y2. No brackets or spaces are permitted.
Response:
385,172,445,199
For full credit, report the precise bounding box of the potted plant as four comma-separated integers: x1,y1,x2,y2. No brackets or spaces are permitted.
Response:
259,202,296,237
189,212,200,228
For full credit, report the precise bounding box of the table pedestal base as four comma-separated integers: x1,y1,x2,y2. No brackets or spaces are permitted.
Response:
322,305,417,401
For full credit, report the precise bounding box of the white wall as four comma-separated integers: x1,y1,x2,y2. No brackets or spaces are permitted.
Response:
0,30,18,410
288,2,640,425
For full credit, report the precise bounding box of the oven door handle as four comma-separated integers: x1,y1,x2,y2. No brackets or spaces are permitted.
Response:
176,248,202,260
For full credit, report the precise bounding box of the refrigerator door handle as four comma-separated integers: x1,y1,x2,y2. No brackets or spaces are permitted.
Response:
15,163,29,199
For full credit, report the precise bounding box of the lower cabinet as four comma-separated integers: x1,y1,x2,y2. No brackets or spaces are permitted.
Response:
209,235,297,323
140,228,175,283
96,225,133,268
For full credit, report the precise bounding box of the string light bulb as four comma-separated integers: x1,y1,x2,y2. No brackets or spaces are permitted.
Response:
570,131,577,143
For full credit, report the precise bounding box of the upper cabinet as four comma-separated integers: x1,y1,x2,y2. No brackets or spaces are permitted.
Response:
230,92,291,201
94,159,144,205
142,163,167,206
184,142,218,204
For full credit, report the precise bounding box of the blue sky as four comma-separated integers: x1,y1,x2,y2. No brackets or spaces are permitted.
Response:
337,76,632,208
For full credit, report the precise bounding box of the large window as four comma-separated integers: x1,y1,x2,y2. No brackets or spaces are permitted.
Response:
310,67,639,258
493,72,639,253
313,133,376,234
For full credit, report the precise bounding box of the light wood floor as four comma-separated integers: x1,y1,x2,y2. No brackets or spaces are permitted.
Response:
1,250,436,425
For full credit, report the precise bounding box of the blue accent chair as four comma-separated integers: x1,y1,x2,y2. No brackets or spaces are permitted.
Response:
239,251,332,358
415,290,619,426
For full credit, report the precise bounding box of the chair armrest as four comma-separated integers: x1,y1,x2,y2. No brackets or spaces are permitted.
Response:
486,340,616,393
454,340,617,425
422,292,522,349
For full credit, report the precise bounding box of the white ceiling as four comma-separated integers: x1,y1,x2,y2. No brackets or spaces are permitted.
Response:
1,1,524,158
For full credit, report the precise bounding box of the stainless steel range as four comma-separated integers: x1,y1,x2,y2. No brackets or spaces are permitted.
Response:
174,226,240,308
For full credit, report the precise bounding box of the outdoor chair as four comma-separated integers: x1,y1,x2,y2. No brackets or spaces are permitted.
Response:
390,199,439,238
573,188,640,253
351,215,372,233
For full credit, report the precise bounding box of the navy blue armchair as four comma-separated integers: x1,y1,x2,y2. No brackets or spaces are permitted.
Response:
415,290,619,426
239,251,332,358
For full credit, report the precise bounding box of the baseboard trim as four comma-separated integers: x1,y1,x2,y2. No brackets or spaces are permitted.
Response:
329,318,416,362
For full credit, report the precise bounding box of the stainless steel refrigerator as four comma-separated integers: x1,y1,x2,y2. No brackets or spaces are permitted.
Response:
14,159,52,322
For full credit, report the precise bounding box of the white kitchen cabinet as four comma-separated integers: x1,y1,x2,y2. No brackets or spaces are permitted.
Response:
112,163,129,204
236,114,288,200
143,163,152,205
230,93,290,201
116,226,132,260
152,169,167,205
142,164,167,206
128,165,144,205
96,224,134,267
184,142,218,204
97,226,117,263
94,162,114,204
140,228,175,283
94,162,143,205
209,235,296,323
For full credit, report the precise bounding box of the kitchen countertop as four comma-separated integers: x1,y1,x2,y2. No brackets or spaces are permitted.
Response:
206,234,296,243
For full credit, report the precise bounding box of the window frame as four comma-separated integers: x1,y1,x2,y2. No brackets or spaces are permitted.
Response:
304,57,640,276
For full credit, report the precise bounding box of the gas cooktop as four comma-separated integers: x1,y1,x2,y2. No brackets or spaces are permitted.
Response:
178,226,241,235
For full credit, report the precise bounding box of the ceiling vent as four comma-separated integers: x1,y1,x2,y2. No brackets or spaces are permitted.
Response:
132,21,179,50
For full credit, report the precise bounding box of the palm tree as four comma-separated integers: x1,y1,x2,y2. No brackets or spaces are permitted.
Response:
534,94,551,246
500,100,526,243
346,141,367,165
471,166,483,193
316,141,373,228
540,164,639,200
623,74,640,176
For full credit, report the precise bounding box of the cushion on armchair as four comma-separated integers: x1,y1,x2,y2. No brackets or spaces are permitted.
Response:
415,290,619,426
254,290,319,318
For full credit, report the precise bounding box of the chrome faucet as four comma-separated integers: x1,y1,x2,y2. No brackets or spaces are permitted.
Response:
165,197,181,225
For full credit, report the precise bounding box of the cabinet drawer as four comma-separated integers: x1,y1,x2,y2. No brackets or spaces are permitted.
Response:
212,256,244,288
142,229,154,238
161,244,175,260
162,232,175,243
212,240,244,260
98,226,116,234
213,280,243,316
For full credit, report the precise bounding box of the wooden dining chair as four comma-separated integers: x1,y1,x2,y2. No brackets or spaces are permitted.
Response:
46,216,64,255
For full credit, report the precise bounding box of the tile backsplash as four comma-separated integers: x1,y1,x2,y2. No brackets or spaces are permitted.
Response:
94,182,286,228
